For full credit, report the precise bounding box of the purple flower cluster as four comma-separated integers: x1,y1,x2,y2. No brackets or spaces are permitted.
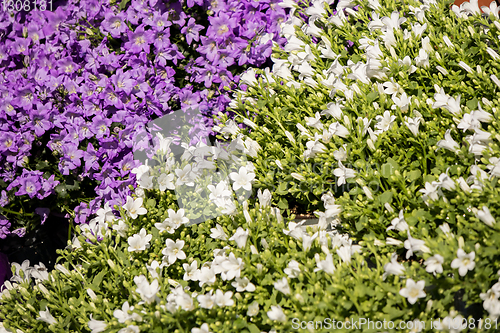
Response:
0,0,289,236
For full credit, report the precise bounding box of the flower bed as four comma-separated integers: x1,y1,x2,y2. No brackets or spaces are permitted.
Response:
3,0,500,332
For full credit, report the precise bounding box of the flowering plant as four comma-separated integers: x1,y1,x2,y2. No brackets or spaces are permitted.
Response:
0,0,287,239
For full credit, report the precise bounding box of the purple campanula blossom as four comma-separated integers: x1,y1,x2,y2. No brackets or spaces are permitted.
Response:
111,69,136,95
101,11,128,38
181,18,204,45
0,191,9,207
125,25,154,54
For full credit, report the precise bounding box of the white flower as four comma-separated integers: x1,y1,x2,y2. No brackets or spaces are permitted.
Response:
220,252,245,281
487,157,500,177
475,206,496,227
404,116,421,136
240,68,258,86
336,246,352,264
451,249,475,276
399,279,426,305
37,308,57,325
267,305,287,322
257,188,272,207
247,301,260,317
375,110,396,132
123,196,148,220
210,224,228,240
112,219,129,237
197,291,215,309
165,209,189,228
137,174,153,190
424,254,444,275
175,164,196,186
404,231,429,259
134,276,160,304
131,164,150,181
192,323,211,333
301,231,318,251
214,289,234,307
314,252,336,275
183,261,199,281
229,166,255,191
333,161,356,187
208,181,232,204
415,48,429,67
392,92,410,112
88,314,107,333
284,260,301,278
458,61,473,74
387,210,409,232
437,129,460,153
382,80,403,97
113,301,142,323
229,227,249,249
305,112,323,130
162,239,186,265
118,325,140,333
127,228,152,252
328,122,350,138
383,253,405,280
92,202,116,224
158,173,175,192
232,277,256,292
274,277,291,295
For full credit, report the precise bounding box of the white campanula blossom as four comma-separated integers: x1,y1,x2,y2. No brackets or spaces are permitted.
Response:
387,209,409,232
399,279,426,304
162,239,186,265
305,112,323,130
220,252,244,281
214,289,234,307
158,173,175,192
437,129,460,153
301,231,319,251
229,166,255,191
198,267,216,288
283,221,305,240
382,253,405,280
210,224,228,240
123,196,148,220
134,275,160,304
474,206,496,227
284,260,301,278
392,92,410,112
267,305,287,322
314,252,335,275
257,188,272,207
333,161,356,186
113,301,142,323
131,163,150,182
182,261,199,282
88,314,107,333
415,48,429,67
117,325,140,333
404,231,429,259
229,227,249,249
375,110,396,132
174,164,196,187
197,290,215,309
336,246,352,264
487,157,500,178
404,116,421,136
424,254,444,275
451,249,475,276
137,174,153,190
432,86,449,109
112,219,128,238
36,308,57,325
274,277,291,295
231,277,256,292
192,323,211,333
164,208,189,228
127,228,152,252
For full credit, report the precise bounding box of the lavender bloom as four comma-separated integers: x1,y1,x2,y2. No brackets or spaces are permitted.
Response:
35,208,50,225
181,18,204,45
125,25,154,54
101,11,128,38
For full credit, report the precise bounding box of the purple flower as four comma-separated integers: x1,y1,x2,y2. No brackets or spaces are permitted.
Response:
111,69,136,95
12,228,26,237
35,208,50,225
181,18,204,45
208,12,237,39
16,176,41,199
124,25,154,54
101,11,128,38
0,191,9,207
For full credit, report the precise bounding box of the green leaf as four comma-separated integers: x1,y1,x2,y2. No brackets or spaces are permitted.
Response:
378,191,393,204
248,324,260,333
277,197,288,210
119,0,130,10
381,158,399,178
366,91,378,103
466,98,478,110
92,269,107,289
406,169,421,182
